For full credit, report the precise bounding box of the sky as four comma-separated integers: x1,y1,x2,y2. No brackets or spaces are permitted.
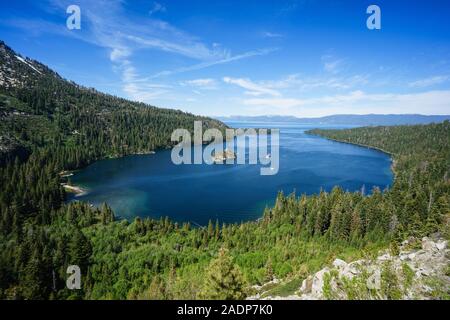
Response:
1,0,450,117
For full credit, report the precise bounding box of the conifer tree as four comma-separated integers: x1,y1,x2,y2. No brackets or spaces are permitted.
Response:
199,247,246,300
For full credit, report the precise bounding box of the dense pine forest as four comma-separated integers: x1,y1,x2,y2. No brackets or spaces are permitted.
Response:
0,41,449,299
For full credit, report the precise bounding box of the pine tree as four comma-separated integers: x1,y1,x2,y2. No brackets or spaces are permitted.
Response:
199,247,246,300
264,257,274,282
68,228,92,272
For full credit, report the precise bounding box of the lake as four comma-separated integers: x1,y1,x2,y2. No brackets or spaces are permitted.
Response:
68,122,393,225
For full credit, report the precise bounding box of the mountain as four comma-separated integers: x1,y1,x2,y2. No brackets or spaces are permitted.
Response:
217,114,450,126
0,40,227,165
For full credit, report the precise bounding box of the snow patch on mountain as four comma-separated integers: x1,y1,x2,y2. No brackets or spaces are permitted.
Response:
15,55,42,75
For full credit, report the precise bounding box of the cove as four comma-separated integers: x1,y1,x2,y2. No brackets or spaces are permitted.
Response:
67,122,393,226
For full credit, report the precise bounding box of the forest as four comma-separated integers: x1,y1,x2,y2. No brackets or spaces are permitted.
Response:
0,41,449,299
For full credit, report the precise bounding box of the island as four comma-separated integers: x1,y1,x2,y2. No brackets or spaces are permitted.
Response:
212,148,236,163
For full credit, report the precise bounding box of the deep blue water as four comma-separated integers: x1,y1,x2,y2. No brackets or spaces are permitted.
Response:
68,122,393,225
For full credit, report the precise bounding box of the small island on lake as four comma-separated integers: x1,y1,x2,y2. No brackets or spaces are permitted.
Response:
212,149,236,163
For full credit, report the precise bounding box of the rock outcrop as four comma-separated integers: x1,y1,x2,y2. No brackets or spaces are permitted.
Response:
251,236,449,300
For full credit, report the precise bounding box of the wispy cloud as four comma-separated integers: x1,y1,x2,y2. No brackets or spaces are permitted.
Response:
1,17,67,38
241,90,450,116
7,0,276,104
262,32,284,38
149,2,166,16
261,74,369,91
277,0,301,16
118,61,171,101
223,77,281,96
222,73,369,98
322,54,345,74
180,78,218,90
409,75,449,88
151,48,278,78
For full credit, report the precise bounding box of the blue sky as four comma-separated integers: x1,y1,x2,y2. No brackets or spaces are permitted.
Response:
1,0,450,117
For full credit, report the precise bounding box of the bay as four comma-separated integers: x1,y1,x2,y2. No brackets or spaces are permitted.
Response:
68,122,393,226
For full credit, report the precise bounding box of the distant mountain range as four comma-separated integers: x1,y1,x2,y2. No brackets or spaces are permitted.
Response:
216,114,450,126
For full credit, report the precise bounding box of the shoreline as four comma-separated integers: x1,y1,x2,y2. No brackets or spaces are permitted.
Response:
61,183,87,196
107,150,156,160
317,136,394,156
307,133,398,177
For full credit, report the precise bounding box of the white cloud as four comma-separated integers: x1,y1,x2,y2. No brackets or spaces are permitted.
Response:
322,55,345,74
110,47,131,62
118,61,171,102
149,2,166,16
409,75,449,88
260,74,369,91
180,78,217,90
124,34,225,60
221,73,369,99
241,90,450,117
152,48,278,78
18,0,276,104
263,32,284,38
183,78,216,86
223,77,281,96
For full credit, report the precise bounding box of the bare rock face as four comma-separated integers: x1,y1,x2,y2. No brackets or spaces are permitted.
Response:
295,237,449,300
422,237,437,251
255,237,449,300
333,259,348,269
311,268,331,297
436,240,448,251
300,275,313,293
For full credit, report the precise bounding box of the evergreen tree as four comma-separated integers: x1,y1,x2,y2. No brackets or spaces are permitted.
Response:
199,247,246,300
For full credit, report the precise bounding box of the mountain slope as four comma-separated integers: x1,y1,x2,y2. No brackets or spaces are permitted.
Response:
0,40,227,166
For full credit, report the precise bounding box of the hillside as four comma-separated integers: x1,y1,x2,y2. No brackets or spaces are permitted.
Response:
251,236,449,300
0,40,227,166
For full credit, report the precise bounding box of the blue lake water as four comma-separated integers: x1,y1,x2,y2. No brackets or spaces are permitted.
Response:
69,122,393,225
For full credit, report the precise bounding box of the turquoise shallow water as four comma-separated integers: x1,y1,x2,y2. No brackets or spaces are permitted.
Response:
68,122,393,225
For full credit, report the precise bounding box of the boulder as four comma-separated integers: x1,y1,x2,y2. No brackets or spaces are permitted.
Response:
311,267,330,297
436,240,447,251
347,261,363,275
399,254,409,261
300,275,313,294
332,258,347,269
377,253,391,261
422,237,437,251
407,252,417,260
366,269,381,290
